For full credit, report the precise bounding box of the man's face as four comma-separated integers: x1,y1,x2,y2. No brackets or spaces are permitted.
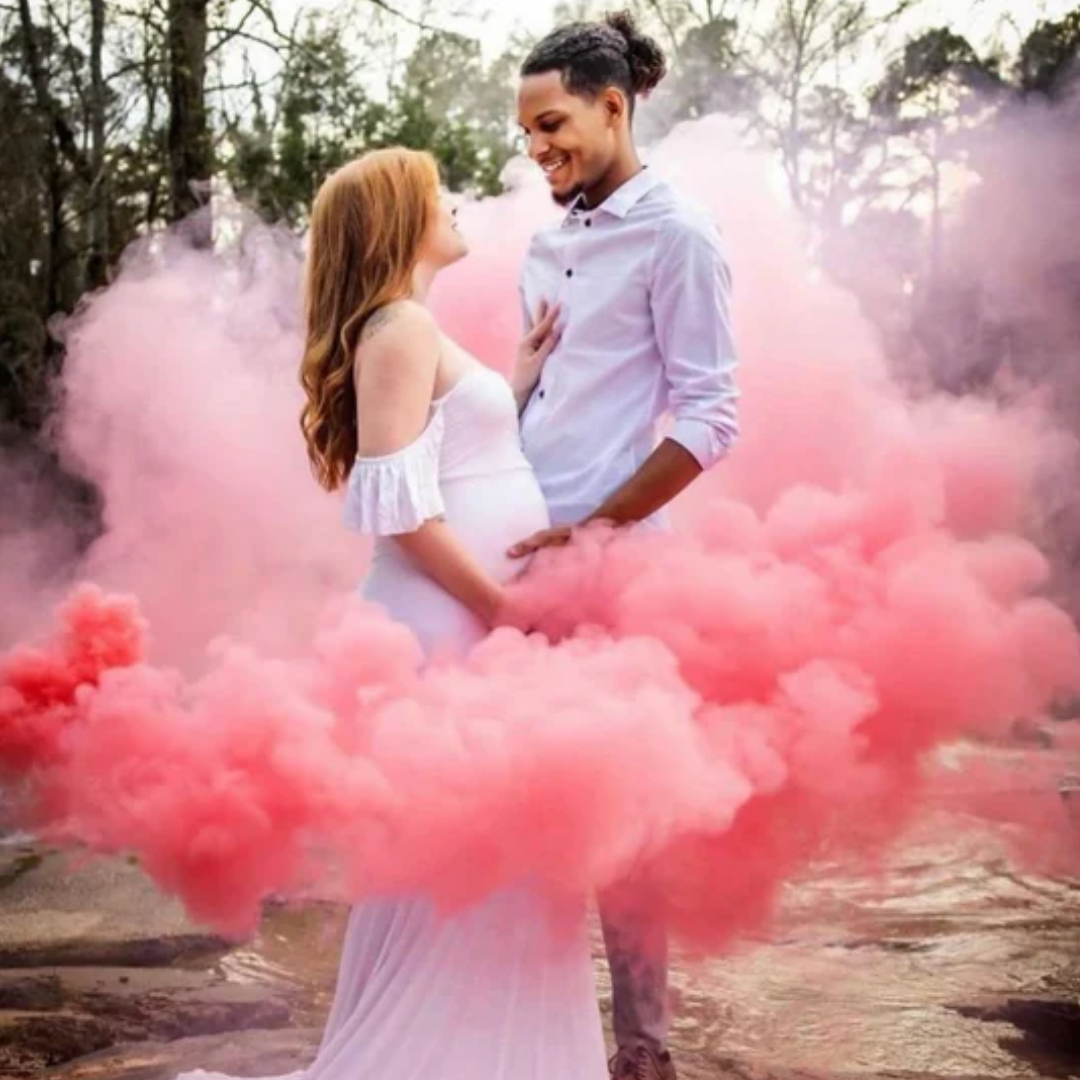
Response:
517,71,619,206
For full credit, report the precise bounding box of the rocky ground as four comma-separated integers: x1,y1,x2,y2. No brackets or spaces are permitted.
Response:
0,843,300,1079
2,832,1080,1080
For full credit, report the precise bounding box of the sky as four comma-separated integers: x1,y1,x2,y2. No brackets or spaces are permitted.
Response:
277,0,1078,62
242,0,1078,126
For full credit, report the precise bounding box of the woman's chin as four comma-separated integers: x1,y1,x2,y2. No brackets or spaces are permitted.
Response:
434,243,469,271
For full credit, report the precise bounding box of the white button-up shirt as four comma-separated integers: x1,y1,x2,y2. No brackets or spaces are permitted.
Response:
518,167,739,527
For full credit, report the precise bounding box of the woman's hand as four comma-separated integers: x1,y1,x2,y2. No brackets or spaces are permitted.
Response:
487,581,539,636
512,301,560,413
480,583,540,635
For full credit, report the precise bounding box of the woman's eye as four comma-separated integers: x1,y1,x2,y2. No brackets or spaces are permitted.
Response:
540,121,561,134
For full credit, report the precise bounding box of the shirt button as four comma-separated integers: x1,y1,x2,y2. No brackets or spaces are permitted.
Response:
565,268,573,278
585,219,592,227
538,389,546,399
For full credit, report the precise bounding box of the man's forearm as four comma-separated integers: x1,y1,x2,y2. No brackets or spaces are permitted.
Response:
582,438,702,527
506,439,704,559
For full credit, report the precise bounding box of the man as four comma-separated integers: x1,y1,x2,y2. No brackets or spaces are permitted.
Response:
509,11,740,1080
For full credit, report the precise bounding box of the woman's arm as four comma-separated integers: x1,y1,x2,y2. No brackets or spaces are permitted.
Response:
354,301,505,625
392,522,504,624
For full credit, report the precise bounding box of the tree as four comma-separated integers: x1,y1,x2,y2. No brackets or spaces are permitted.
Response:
86,0,108,287
0,0,480,444
640,14,757,136
224,15,380,222
1016,8,1080,100
223,19,522,223
167,0,211,242
758,1,873,210
869,28,1001,290
379,31,518,194
619,0,759,140
4,2,99,429
0,63,51,430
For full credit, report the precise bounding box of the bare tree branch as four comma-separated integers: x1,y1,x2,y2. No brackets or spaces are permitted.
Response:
52,4,91,122
15,0,94,185
637,0,682,55
208,25,290,56
206,0,264,58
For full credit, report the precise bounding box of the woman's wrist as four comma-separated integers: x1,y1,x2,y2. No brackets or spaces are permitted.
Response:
474,582,506,626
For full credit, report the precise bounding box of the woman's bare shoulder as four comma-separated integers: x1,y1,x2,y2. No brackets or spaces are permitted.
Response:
359,298,437,349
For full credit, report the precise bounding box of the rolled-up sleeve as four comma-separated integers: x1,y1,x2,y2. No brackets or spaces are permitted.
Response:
650,215,740,470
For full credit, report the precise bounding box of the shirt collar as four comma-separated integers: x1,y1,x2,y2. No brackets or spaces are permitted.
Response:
566,166,660,222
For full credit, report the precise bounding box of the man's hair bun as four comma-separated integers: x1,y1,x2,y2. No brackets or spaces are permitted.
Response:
603,10,667,95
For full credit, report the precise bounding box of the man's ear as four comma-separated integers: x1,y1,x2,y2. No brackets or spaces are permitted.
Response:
602,87,628,125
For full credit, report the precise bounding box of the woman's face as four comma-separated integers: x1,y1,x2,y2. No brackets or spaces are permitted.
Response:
419,190,468,269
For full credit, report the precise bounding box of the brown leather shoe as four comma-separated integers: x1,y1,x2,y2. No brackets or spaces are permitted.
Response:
609,1046,678,1080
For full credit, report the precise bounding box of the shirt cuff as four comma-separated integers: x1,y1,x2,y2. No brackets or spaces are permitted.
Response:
668,417,731,471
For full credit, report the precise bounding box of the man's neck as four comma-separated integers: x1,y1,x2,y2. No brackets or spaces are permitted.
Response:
580,152,644,211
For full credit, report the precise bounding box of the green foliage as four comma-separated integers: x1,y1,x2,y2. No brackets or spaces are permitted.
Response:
222,22,520,224
223,18,380,222
1017,10,1080,99
371,31,514,195
651,16,756,126
870,27,1002,122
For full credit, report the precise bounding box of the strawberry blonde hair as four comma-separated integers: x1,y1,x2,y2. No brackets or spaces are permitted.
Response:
300,147,442,490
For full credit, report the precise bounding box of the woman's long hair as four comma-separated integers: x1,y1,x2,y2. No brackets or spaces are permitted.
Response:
301,148,441,490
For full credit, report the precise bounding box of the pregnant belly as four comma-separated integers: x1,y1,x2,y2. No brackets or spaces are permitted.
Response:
363,468,550,658
439,469,551,582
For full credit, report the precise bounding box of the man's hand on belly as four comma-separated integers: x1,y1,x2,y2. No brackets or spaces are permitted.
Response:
509,440,702,559
507,525,573,559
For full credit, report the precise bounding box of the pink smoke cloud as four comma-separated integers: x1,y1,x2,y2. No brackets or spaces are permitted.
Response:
45,223,361,668
0,119,1078,950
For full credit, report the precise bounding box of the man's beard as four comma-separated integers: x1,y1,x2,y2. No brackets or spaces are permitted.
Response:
552,183,584,208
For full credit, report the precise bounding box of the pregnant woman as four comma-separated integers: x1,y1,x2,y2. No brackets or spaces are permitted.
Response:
176,147,606,1080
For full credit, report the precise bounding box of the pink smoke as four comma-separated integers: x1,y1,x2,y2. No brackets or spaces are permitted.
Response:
41,222,360,667
1,119,1078,949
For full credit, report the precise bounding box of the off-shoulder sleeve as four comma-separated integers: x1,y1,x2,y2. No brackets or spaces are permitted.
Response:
342,411,445,535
